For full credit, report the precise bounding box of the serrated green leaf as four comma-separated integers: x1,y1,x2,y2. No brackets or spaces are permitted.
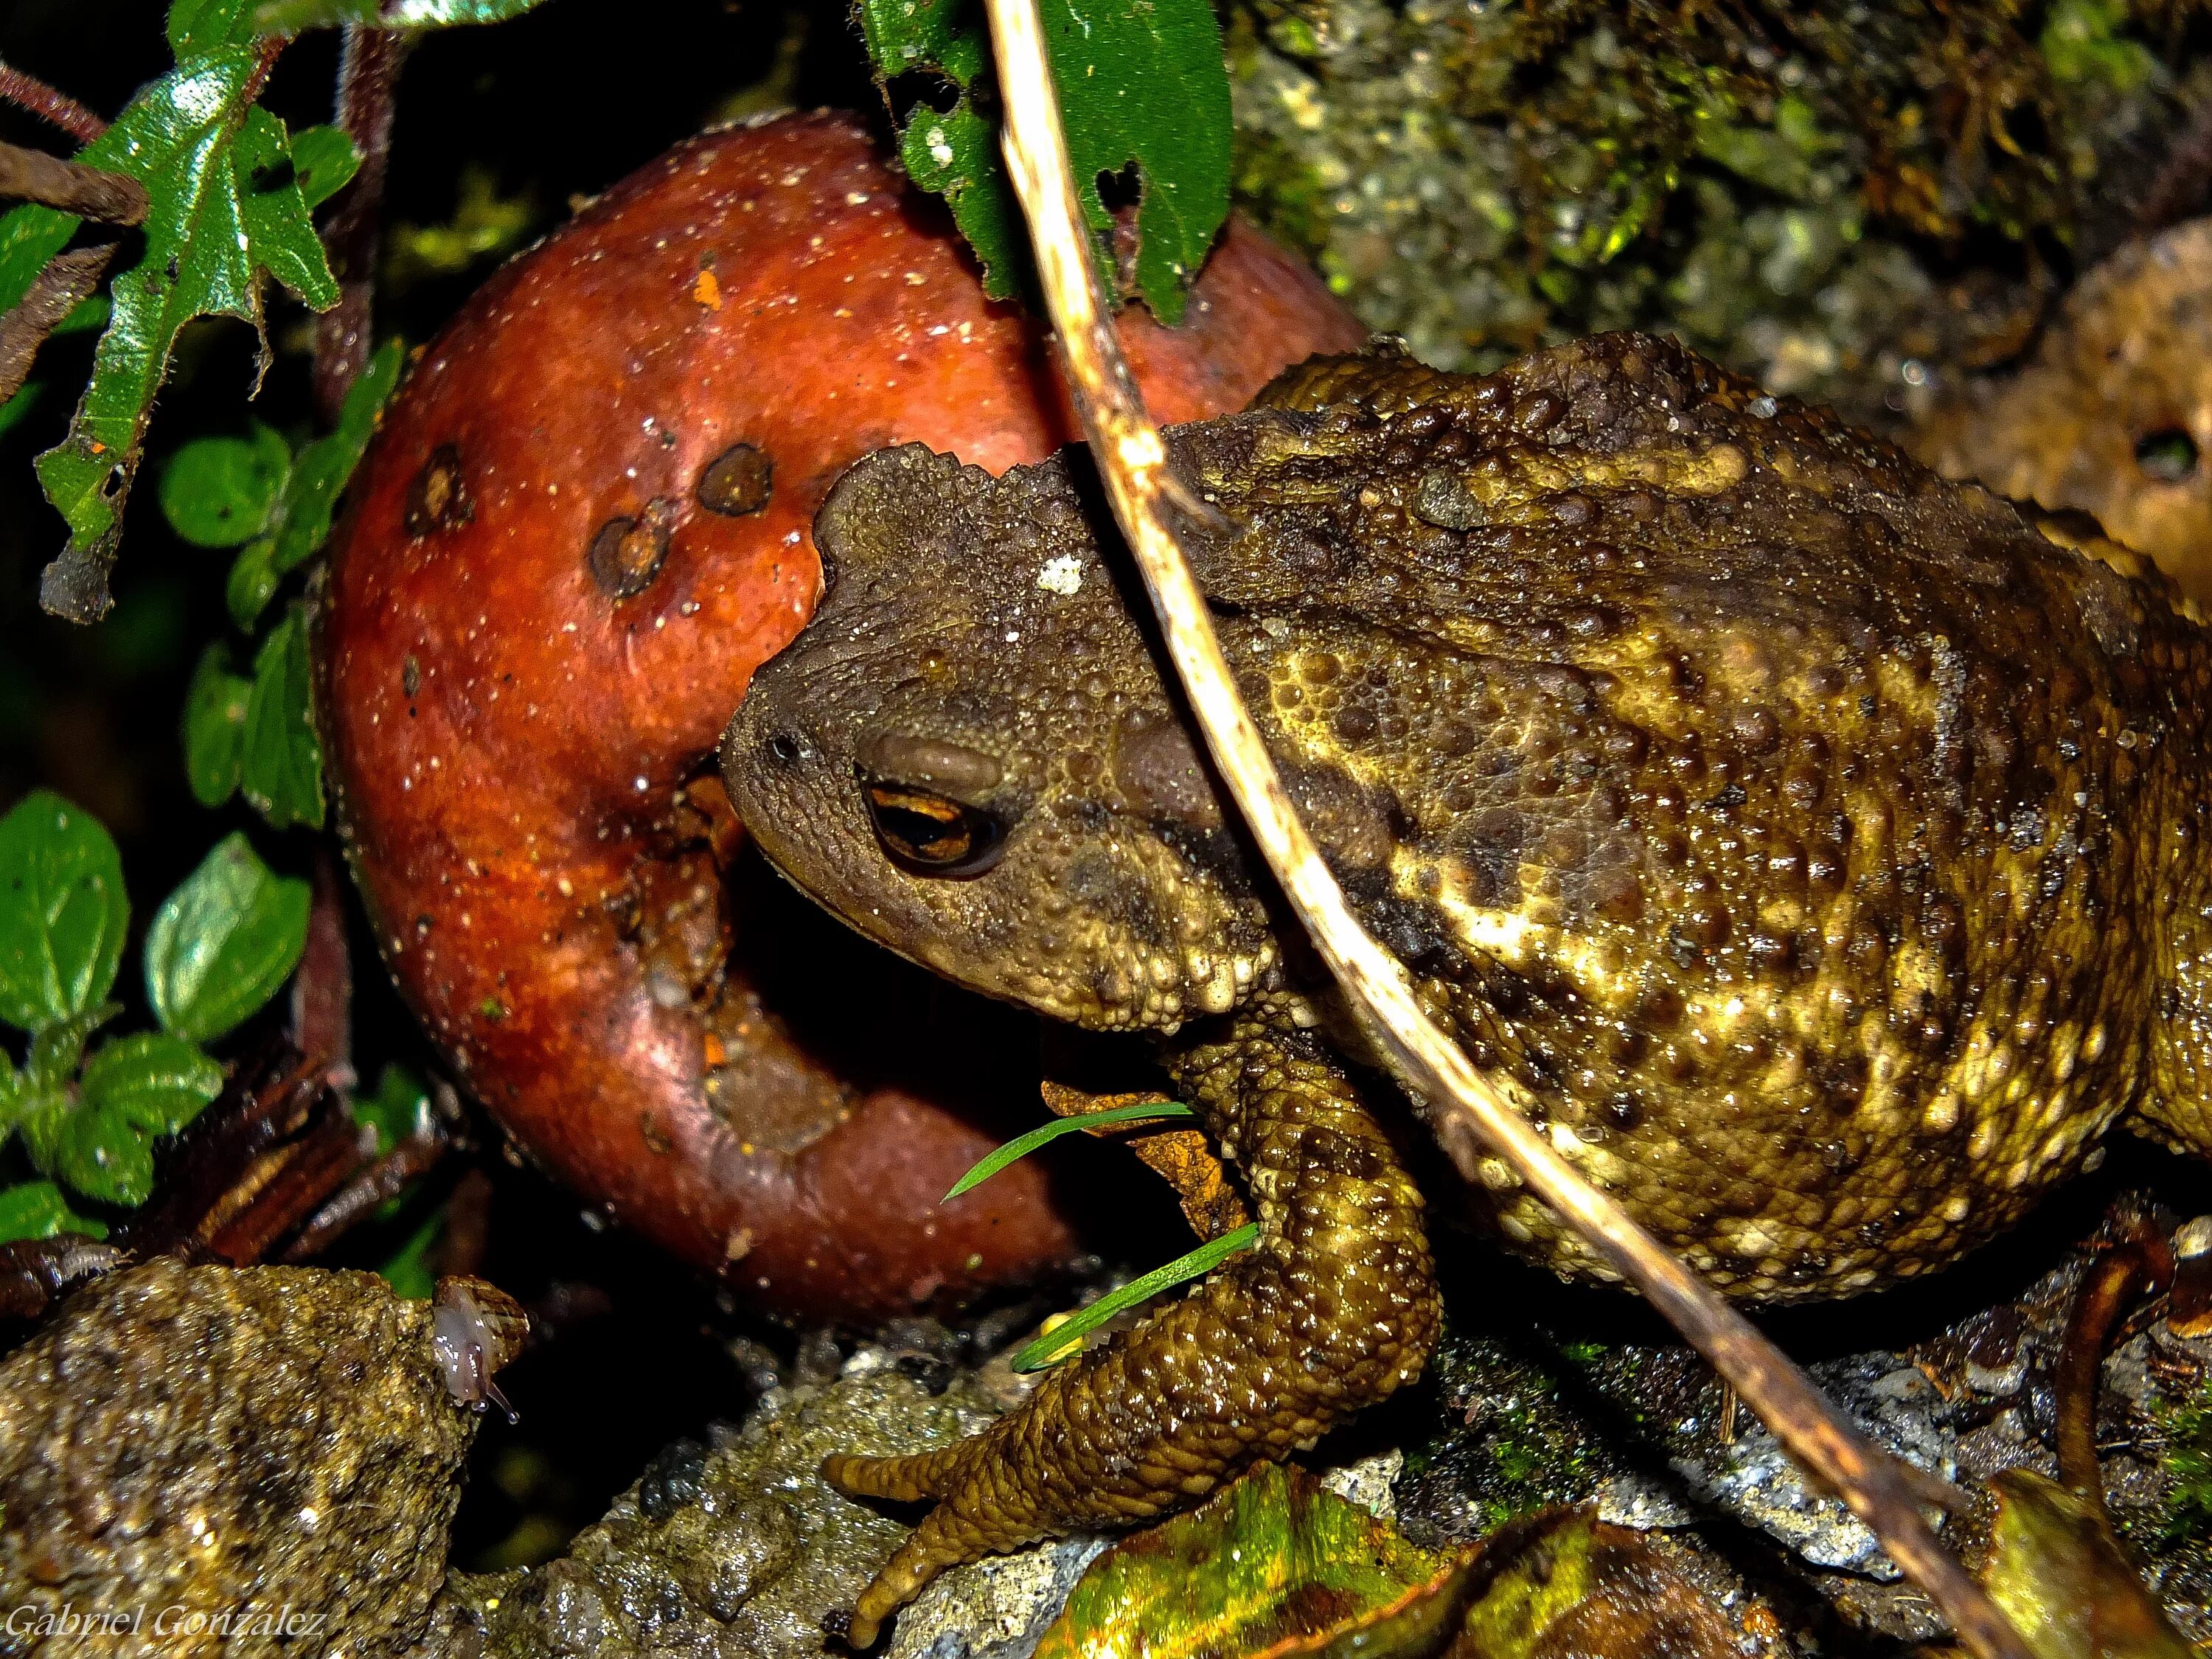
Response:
254,0,551,29
288,124,361,209
170,0,258,56
858,0,1230,318
159,422,291,547
1013,1222,1258,1372
897,105,1025,302
33,46,346,620
184,640,252,805
273,336,400,572
81,1031,223,1132
234,107,341,310
226,536,279,629
145,832,309,1042
240,610,324,827
355,1061,433,1156
24,1004,119,1092
0,1180,110,1243
945,1101,1193,1201
0,790,129,1032
18,1034,218,1208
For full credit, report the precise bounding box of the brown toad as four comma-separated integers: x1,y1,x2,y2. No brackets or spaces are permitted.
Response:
719,333,2212,1642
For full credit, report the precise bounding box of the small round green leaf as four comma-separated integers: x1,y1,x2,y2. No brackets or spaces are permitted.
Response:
145,834,310,1043
184,641,251,807
240,611,326,829
226,537,279,631
80,1032,225,1138
288,124,364,211
158,425,291,549
0,790,128,1032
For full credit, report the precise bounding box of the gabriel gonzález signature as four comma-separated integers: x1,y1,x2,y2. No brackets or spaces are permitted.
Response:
4,1603,329,1638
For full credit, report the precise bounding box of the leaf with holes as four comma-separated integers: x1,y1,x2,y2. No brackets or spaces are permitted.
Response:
0,791,128,1033
0,1180,110,1243
19,1032,223,1207
145,832,310,1043
240,610,324,827
27,13,344,621
856,0,1229,318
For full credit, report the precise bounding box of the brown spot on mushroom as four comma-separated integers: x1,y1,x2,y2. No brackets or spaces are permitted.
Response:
588,498,676,598
403,443,473,537
698,442,774,516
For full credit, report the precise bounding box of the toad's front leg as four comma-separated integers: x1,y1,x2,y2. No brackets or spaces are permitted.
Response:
823,1018,1440,1646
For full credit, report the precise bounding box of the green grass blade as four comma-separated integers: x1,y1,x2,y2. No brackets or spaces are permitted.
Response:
942,1101,1194,1202
1012,1222,1260,1374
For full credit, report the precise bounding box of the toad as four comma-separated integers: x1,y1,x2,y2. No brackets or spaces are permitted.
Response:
719,333,2212,1643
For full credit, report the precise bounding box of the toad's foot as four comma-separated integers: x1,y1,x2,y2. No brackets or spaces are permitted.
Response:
823,1019,1440,1646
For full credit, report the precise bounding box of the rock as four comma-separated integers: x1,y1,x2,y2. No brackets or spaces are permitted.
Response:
0,1259,493,1657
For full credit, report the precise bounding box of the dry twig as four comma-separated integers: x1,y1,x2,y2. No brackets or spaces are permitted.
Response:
312,24,409,423
978,1,2031,1653
0,139,146,223
0,243,114,406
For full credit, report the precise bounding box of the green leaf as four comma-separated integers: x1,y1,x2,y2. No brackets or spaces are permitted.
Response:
1980,1470,2194,1659
169,0,257,55
184,640,252,806
0,1180,109,1243
32,44,345,621
858,0,1231,318
355,1061,433,1156
22,1032,223,1206
254,0,552,29
159,422,291,547
145,832,310,1042
897,105,1026,303
0,790,129,1032
1034,1463,1482,1659
226,535,279,630
945,1101,1193,1201
272,336,401,573
288,124,362,209
1014,1222,1258,1372
23,1004,118,1091
240,609,324,827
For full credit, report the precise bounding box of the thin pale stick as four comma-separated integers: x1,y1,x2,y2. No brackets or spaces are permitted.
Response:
977,4,2030,1654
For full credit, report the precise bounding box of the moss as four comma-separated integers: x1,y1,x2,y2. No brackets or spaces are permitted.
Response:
1227,0,2195,423
2149,1372,2212,1551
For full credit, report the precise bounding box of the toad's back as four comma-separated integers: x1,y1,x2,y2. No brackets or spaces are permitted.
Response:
1207,336,2212,1295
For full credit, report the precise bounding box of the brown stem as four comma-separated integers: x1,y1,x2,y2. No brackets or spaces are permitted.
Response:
291,845,355,1082
312,24,408,425
0,242,114,405
0,140,145,223
2053,1224,2176,1523
0,58,107,146
979,2,2029,1655
280,1128,451,1262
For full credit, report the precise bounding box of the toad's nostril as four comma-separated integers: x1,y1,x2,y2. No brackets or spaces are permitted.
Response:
767,731,804,765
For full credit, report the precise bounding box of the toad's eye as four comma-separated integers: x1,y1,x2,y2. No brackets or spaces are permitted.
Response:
862,777,1009,877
